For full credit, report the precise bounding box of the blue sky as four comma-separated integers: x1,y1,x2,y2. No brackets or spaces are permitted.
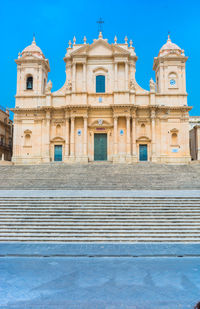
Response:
1,0,200,115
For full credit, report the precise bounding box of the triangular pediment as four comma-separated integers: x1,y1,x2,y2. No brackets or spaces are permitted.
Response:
51,136,65,142
160,51,185,59
71,39,130,57
136,136,151,142
88,40,113,56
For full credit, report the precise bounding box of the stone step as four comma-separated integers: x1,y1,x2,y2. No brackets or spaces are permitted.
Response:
1,202,200,206
0,198,200,202
0,237,200,242
0,225,200,233
0,232,200,236
0,195,199,242
0,207,200,215
0,212,200,217
0,215,198,220
1,222,200,226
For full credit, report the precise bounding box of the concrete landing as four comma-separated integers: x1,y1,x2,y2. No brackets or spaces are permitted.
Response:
0,243,200,309
0,189,200,197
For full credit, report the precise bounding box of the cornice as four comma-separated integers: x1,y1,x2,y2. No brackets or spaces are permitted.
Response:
156,93,188,97
11,104,192,113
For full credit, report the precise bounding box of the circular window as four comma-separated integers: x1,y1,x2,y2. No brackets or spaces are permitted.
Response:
170,79,176,86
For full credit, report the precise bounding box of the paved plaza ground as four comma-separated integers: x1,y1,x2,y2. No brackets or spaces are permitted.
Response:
0,162,200,190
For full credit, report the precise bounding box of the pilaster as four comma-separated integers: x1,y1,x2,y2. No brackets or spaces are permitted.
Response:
131,112,137,162
63,112,70,161
151,109,156,162
70,116,75,157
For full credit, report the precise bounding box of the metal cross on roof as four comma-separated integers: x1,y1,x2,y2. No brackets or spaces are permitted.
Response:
97,17,104,32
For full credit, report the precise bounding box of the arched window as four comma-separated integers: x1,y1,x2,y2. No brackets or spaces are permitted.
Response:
171,133,178,145
96,75,105,93
25,134,31,146
56,124,61,136
26,76,33,90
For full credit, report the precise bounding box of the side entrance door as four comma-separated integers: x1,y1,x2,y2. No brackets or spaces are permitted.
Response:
94,133,107,161
139,144,148,161
54,145,62,161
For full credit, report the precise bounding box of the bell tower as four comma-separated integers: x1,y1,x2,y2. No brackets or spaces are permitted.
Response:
15,36,50,99
153,35,188,95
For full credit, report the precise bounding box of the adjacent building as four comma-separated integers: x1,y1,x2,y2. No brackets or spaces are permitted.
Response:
189,116,200,160
12,33,191,164
0,106,13,161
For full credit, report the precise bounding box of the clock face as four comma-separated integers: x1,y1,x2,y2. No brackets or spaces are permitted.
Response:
170,79,176,86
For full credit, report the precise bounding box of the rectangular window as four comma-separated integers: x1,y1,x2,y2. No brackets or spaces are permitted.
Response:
96,75,105,93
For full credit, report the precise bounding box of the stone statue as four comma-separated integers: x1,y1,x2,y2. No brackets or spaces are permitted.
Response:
150,78,156,92
45,80,52,93
129,79,136,91
66,80,72,91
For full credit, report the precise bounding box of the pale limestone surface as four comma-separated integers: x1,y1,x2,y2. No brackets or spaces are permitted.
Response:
12,33,191,164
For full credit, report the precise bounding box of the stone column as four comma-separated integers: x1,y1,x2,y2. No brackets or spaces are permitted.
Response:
132,113,137,161
72,63,76,92
151,109,156,161
42,111,50,162
114,62,118,91
114,116,118,155
64,113,69,157
126,116,131,155
70,116,75,157
83,63,86,92
83,116,88,156
12,118,19,162
125,62,129,91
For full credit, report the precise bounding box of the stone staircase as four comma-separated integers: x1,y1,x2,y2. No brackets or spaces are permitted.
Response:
0,163,200,189
0,196,200,242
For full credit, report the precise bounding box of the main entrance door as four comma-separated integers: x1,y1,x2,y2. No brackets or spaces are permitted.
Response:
54,145,62,161
139,144,148,161
94,133,107,161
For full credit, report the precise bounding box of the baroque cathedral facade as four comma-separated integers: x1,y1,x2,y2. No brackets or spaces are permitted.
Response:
12,32,191,164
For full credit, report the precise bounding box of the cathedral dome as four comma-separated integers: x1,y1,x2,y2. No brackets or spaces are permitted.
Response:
21,37,45,59
159,35,182,56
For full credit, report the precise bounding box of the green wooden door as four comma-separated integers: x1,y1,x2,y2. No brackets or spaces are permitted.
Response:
94,134,107,161
139,144,148,161
54,145,62,161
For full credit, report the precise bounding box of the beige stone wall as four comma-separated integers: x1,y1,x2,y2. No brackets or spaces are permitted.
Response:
12,34,191,164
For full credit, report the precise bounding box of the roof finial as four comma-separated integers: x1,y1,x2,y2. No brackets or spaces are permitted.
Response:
99,32,103,39
68,40,72,48
83,36,87,44
73,36,76,45
129,39,133,47
168,31,171,41
124,36,128,45
32,33,36,44
114,35,117,44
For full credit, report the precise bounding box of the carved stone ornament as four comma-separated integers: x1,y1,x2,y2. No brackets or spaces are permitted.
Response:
150,78,156,92
129,79,136,90
45,80,52,93
98,119,103,125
